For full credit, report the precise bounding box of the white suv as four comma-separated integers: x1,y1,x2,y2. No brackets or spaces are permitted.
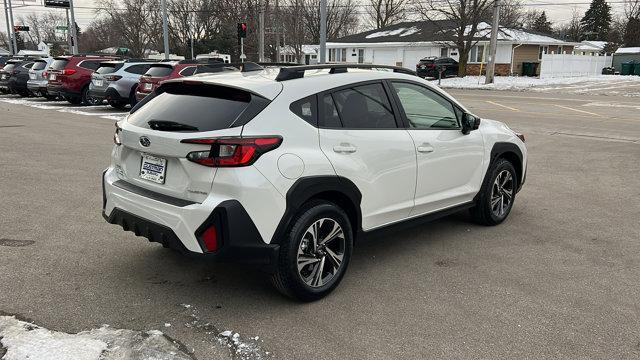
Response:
102,64,527,301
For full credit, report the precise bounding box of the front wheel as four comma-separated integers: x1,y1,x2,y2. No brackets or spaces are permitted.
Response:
271,201,353,301
470,158,518,226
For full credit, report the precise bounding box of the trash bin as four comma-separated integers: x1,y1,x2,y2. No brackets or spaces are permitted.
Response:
522,62,539,77
634,63,640,76
602,67,616,75
621,62,635,75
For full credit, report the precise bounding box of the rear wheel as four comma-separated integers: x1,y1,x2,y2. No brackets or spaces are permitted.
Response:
271,201,353,301
81,86,100,106
109,100,127,109
66,95,82,105
471,158,517,225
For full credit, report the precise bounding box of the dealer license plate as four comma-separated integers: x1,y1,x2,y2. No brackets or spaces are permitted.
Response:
140,153,167,184
29,73,36,80
144,83,153,90
49,74,56,80
94,79,103,87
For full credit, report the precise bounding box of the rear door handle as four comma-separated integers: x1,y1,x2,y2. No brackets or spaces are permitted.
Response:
417,144,435,153
333,143,357,154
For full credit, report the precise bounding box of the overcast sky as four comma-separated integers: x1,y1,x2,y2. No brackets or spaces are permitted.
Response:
0,0,630,39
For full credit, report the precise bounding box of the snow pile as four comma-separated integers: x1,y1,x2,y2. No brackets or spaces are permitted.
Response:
436,75,640,91
0,315,192,360
218,331,269,360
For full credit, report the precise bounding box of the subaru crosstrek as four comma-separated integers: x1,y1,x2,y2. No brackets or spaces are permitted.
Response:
102,64,527,301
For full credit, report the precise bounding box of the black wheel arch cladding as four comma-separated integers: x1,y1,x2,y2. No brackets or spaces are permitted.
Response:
490,142,524,190
270,176,362,244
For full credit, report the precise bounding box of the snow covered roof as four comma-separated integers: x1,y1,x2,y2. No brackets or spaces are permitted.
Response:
615,47,640,54
576,41,607,51
0,47,10,55
331,21,573,46
278,45,318,55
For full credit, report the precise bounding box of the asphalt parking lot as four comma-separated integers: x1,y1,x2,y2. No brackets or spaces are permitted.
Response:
1,87,639,359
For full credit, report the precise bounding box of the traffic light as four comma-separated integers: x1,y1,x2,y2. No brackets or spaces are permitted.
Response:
13,26,29,32
237,23,247,39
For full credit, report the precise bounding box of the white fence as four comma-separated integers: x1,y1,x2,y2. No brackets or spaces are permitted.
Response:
540,54,612,78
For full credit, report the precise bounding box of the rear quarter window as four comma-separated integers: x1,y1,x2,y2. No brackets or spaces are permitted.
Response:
144,65,173,77
290,95,317,126
50,59,69,70
128,83,270,132
96,64,123,74
31,61,48,71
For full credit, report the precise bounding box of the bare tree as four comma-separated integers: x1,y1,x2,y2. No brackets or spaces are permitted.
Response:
624,0,640,19
98,0,163,57
498,0,525,29
18,12,66,46
0,31,9,51
302,0,360,43
554,8,582,41
367,0,407,29
414,0,491,76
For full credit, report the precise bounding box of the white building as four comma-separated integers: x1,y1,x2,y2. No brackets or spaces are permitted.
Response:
278,45,318,64
323,21,577,76
573,41,607,56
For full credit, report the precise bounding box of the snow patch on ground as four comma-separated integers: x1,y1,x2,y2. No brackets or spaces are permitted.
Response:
437,75,640,92
0,315,192,360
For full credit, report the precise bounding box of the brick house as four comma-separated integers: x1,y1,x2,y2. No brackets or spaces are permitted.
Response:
323,21,576,76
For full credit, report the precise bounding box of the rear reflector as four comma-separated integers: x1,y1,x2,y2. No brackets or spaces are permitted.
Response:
201,225,218,252
181,136,282,167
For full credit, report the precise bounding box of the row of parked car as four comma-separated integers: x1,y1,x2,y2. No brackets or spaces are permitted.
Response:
0,54,237,108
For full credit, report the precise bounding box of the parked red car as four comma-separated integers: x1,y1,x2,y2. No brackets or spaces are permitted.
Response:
47,55,118,105
135,61,201,101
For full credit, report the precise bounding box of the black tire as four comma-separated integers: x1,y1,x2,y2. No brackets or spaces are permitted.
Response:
45,94,58,101
81,86,100,106
109,100,127,109
470,158,518,226
67,95,82,105
271,200,353,301
129,85,138,108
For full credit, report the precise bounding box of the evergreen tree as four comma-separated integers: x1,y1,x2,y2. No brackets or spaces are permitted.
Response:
624,17,640,46
580,0,612,40
532,11,553,34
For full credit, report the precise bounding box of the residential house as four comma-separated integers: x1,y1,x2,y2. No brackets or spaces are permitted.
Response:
278,45,319,64
573,41,607,56
324,21,576,76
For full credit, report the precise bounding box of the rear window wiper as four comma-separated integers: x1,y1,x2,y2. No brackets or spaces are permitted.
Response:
148,120,199,132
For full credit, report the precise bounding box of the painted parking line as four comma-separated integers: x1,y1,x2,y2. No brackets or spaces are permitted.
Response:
485,100,519,111
553,104,603,117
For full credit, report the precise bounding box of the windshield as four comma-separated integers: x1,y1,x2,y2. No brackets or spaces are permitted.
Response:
96,64,123,74
32,61,48,71
144,65,173,77
128,84,261,132
50,59,69,70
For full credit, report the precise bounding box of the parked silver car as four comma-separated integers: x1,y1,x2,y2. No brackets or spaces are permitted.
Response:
27,57,55,99
89,60,154,109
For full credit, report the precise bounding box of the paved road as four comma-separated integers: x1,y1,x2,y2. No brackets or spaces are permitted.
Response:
1,89,639,359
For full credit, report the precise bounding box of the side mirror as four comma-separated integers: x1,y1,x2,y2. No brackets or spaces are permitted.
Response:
462,113,481,135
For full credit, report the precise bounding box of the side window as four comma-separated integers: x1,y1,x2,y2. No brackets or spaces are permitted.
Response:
290,95,317,126
180,66,196,76
331,83,396,129
125,64,150,74
320,94,342,128
391,82,459,129
80,60,100,70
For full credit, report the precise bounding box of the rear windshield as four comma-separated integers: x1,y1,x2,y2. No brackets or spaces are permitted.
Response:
144,65,173,77
2,64,16,72
32,61,48,71
128,83,269,132
50,59,69,70
96,63,123,74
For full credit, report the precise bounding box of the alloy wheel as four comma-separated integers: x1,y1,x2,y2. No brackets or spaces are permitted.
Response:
296,218,346,288
491,170,514,218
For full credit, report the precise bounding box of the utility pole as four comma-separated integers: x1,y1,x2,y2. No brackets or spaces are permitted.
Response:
485,0,500,84
258,0,265,62
68,0,78,54
2,0,13,54
161,0,169,60
65,9,72,53
319,0,327,64
275,0,280,62
190,11,195,59
7,0,17,54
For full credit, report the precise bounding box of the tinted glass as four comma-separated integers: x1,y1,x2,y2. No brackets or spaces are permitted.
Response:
392,82,459,129
79,60,101,70
50,59,69,70
128,84,255,132
179,66,195,76
290,95,316,126
96,64,123,74
145,65,173,77
332,83,396,129
21,62,34,69
125,64,151,75
321,94,342,127
32,61,48,70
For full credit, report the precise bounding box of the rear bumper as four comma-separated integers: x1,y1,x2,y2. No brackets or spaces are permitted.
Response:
102,169,280,269
47,83,79,99
135,90,152,102
27,80,49,94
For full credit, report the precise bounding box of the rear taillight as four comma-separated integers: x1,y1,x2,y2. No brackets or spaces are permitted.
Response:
114,122,122,145
104,75,122,81
181,136,282,167
61,69,76,75
42,71,48,77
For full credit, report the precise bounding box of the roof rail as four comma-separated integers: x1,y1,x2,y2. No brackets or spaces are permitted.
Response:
195,61,265,73
275,64,416,81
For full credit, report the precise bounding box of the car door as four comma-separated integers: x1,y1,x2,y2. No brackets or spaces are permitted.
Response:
388,80,485,216
318,81,417,230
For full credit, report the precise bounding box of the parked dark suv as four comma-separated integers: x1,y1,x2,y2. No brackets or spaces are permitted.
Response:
0,58,36,96
47,55,118,105
416,57,459,78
